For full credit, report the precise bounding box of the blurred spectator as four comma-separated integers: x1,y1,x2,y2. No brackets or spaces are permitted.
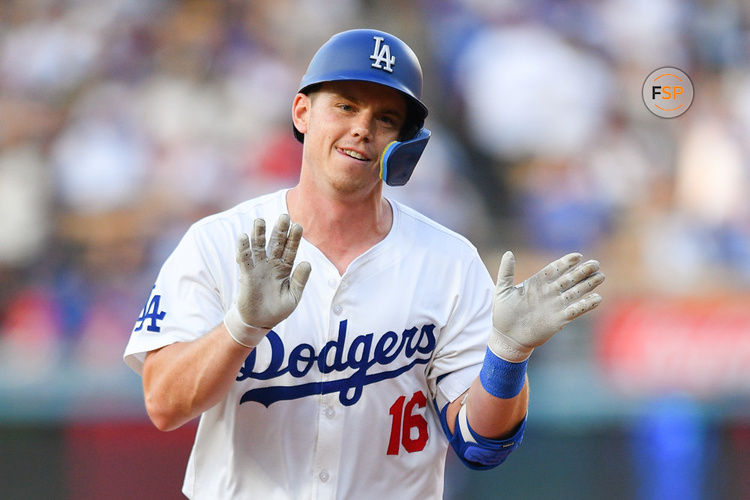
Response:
597,0,690,69
453,24,613,160
51,83,151,214
512,156,613,253
0,144,50,266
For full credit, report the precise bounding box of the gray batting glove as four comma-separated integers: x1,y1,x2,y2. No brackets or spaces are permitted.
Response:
489,251,604,362
224,214,312,348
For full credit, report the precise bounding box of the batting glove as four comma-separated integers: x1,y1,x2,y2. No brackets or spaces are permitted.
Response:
489,251,604,362
224,214,311,348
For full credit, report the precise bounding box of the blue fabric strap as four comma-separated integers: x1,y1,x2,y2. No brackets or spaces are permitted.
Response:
479,347,528,399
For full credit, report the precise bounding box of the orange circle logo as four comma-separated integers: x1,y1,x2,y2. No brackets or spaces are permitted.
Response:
642,67,694,118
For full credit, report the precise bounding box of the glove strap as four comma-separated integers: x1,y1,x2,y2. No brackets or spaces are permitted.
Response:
223,306,269,349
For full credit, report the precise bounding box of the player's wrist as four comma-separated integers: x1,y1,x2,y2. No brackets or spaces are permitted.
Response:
223,306,270,349
479,344,528,400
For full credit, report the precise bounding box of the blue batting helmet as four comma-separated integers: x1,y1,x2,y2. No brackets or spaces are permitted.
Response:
294,29,430,186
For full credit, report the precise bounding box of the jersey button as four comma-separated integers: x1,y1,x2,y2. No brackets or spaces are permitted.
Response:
333,304,343,315
319,470,330,483
324,406,335,419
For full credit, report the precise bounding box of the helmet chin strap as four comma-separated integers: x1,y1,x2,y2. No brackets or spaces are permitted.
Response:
378,128,431,186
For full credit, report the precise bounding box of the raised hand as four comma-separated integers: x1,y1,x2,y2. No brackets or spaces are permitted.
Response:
489,251,604,362
224,214,311,348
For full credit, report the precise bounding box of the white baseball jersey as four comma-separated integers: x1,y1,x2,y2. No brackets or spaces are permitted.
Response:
124,189,494,500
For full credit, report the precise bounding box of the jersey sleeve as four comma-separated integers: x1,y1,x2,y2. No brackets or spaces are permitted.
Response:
123,224,229,375
427,252,495,409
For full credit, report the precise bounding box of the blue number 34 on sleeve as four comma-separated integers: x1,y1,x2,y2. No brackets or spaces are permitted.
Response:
134,285,167,333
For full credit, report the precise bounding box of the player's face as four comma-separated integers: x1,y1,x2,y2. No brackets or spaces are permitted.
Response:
294,81,407,195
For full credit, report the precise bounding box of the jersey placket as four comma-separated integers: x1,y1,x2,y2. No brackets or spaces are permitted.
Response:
312,270,346,499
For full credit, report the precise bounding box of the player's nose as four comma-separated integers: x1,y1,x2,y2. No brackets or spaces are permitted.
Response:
349,111,374,142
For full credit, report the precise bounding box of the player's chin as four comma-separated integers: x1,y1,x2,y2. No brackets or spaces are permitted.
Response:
333,157,378,177
328,170,380,194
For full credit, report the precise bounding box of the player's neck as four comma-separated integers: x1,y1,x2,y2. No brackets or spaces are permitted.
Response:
286,183,392,275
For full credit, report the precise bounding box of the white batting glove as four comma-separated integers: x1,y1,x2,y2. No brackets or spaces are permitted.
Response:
489,251,604,362
224,214,312,348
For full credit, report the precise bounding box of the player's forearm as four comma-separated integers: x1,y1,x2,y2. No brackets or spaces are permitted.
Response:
446,376,529,439
142,323,253,431
467,375,528,437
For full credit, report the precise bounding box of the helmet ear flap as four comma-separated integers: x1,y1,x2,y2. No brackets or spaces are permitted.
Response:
380,128,431,186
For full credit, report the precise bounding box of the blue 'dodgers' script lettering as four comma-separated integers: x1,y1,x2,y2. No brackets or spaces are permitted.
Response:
237,319,437,407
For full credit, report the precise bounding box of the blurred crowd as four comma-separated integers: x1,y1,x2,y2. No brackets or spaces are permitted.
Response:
1,0,749,382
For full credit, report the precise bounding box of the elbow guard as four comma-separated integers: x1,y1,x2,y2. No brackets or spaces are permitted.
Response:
438,401,526,470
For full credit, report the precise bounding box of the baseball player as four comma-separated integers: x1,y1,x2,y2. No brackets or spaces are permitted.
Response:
124,29,604,499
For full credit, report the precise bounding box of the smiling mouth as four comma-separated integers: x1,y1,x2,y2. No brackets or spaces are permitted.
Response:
338,147,370,161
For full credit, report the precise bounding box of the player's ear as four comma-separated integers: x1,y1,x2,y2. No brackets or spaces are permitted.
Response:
292,93,311,136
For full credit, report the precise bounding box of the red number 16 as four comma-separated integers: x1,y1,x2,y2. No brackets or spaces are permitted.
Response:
387,390,428,455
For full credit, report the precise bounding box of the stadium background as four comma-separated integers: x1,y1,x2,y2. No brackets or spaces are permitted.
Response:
1,0,749,498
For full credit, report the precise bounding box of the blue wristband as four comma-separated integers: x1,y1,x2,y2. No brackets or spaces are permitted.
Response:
479,347,528,399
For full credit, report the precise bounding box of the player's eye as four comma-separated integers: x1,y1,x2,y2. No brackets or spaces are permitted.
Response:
337,103,354,112
380,114,404,131
380,115,396,127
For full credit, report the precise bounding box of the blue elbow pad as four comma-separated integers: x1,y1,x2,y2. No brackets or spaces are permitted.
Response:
437,401,526,470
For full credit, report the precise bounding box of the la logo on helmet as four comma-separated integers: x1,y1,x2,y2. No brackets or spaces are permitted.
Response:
370,36,396,73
